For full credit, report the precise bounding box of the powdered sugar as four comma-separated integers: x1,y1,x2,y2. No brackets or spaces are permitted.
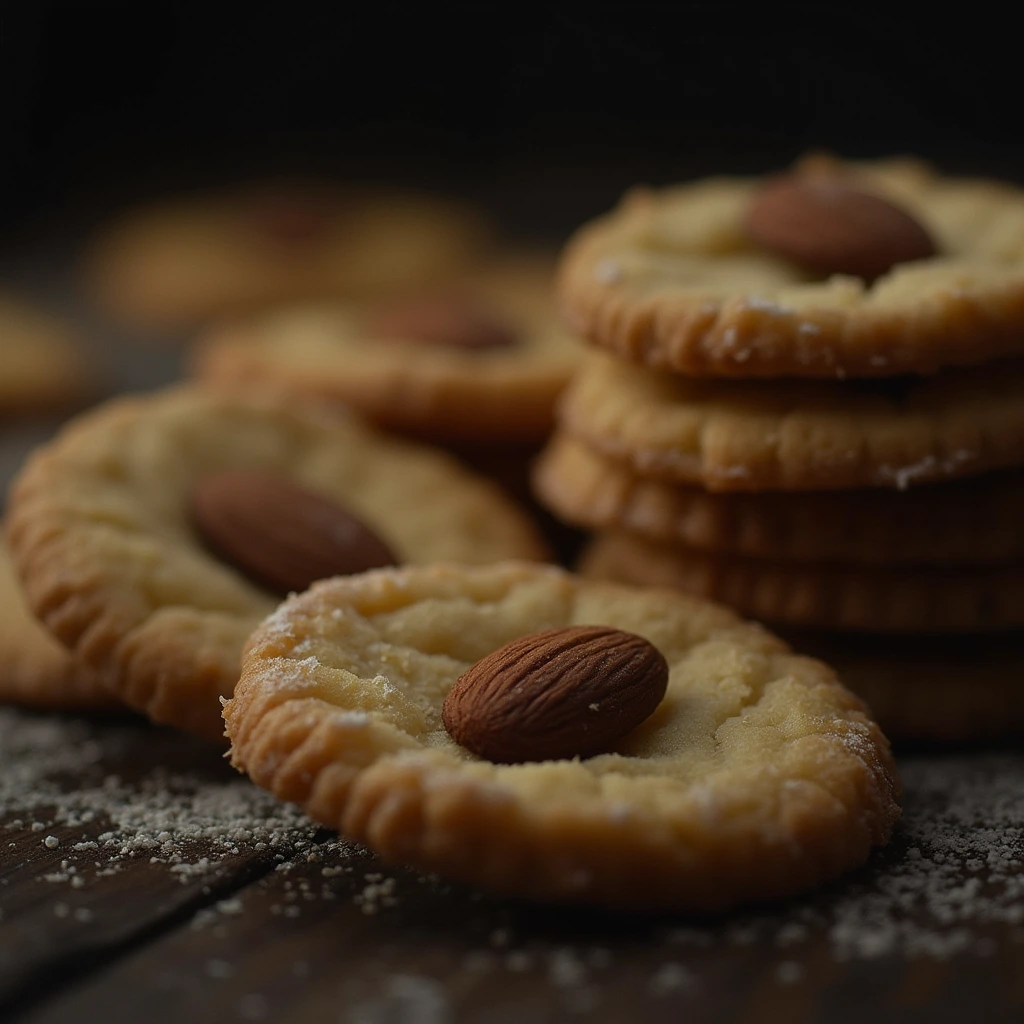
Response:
877,449,978,490
0,710,319,887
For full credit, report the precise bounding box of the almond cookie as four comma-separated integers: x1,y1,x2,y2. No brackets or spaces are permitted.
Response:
0,294,96,416
559,155,1024,378
0,545,116,710
193,254,581,443
80,184,490,331
781,629,1024,741
560,352,1024,492
223,561,899,912
4,388,547,741
534,434,1024,565
580,532,1024,634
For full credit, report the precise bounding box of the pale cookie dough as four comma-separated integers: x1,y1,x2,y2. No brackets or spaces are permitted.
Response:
534,434,1024,564
781,629,1024,741
580,532,1024,634
0,294,96,415
224,561,899,912
193,254,581,442
4,388,547,741
559,155,1024,377
80,184,490,330
559,352,1024,492
0,545,116,710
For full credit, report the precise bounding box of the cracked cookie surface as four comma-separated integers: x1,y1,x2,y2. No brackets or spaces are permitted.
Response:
559,156,1024,378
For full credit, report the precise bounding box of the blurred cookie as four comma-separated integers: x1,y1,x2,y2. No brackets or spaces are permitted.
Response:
559,352,1024,492
0,545,115,710
224,561,898,912
80,183,490,330
0,294,96,415
559,155,1024,378
579,532,1024,633
534,434,1024,565
784,629,1024,742
193,254,581,443
4,387,548,741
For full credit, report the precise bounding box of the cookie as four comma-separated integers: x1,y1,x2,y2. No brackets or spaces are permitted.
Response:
223,561,899,912
4,387,548,741
780,629,1024,742
559,352,1024,492
193,254,581,443
81,183,490,330
559,154,1024,378
534,434,1024,565
579,532,1024,634
0,294,96,416
0,545,116,710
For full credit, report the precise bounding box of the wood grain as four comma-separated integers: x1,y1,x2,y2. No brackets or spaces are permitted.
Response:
3,711,1024,1023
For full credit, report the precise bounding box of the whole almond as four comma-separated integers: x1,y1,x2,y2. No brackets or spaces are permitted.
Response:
442,625,669,763
191,470,397,594
745,175,937,281
366,295,518,350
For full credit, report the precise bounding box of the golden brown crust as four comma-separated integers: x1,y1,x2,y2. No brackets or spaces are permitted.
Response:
0,294,97,416
779,629,1024,742
192,255,582,443
80,185,491,331
579,532,1024,634
533,434,1024,564
224,562,899,912
4,387,548,741
558,157,1024,378
559,352,1024,492
0,545,117,710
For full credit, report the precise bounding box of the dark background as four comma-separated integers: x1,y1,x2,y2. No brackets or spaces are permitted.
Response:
2,4,1022,241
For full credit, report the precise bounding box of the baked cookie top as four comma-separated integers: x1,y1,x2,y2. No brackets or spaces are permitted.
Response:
0,545,116,710
559,352,1024,492
4,387,547,741
224,561,899,912
558,155,1024,377
533,434,1024,564
193,254,582,442
80,184,490,330
0,294,96,415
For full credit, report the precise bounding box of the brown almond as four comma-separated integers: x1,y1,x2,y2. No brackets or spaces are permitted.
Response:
366,295,518,350
745,174,937,281
442,625,668,763
190,470,397,594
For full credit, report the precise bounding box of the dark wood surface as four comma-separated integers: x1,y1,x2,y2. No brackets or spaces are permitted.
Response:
2,708,1024,1024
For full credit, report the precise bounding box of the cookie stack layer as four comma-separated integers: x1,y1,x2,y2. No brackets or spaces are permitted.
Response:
535,155,1024,739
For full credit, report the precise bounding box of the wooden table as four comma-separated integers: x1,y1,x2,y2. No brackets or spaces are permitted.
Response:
3,706,1024,1024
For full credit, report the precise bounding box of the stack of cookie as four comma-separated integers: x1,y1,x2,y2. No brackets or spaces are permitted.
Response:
534,155,1024,739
